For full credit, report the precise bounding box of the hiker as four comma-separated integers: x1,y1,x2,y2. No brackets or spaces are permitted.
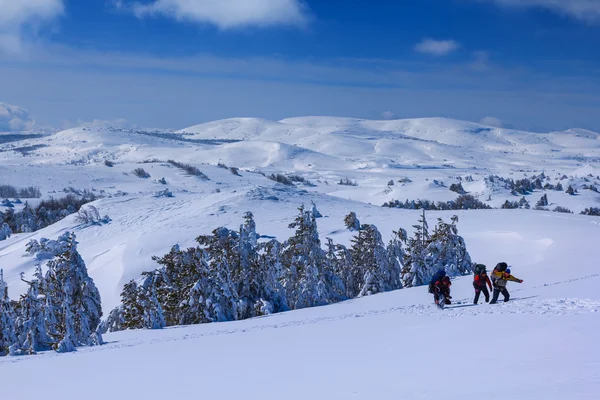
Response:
473,264,492,304
490,262,523,304
434,276,452,308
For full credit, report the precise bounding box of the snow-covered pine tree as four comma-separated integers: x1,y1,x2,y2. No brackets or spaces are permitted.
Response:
344,211,361,231
152,245,203,326
0,223,11,241
350,224,389,296
44,232,103,350
425,216,473,280
311,201,323,218
120,280,144,330
100,306,125,333
402,210,430,287
0,270,18,356
194,227,238,322
332,242,358,298
385,229,407,291
232,212,260,319
323,238,346,302
255,239,289,315
281,206,331,309
138,271,166,329
13,267,51,354
536,194,549,208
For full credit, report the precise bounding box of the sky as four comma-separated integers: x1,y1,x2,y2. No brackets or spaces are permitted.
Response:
1,0,600,132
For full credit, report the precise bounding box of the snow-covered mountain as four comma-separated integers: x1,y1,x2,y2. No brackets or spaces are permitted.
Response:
1,116,599,399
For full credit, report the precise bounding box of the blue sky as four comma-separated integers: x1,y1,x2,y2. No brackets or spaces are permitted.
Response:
1,0,600,132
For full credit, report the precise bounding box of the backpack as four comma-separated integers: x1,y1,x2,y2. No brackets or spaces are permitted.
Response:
474,264,487,275
495,262,508,272
428,270,446,293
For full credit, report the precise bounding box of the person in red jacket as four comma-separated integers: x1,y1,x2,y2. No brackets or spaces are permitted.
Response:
434,276,452,308
473,264,492,304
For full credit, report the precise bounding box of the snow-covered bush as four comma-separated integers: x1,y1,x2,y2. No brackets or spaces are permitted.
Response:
0,223,11,241
344,211,361,231
76,205,111,225
0,184,41,199
383,195,491,210
1,199,14,208
1,194,96,237
154,189,174,198
104,160,114,167
581,207,600,216
449,182,467,194
338,178,358,186
553,206,573,214
133,168,151,179
536,194,549,208
167,160,208,179
268,173,294,186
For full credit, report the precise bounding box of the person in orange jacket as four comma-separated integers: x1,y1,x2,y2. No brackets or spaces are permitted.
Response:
473,264,492,304
490,263,523,304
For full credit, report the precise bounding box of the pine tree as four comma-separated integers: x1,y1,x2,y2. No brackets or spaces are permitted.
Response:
402,210,430,287
0,270,17,356
385,229,407,291
323,238,346,302
566,185,577,195
100,306,125,333
344,212,361,231
310,201,323,218
121,280,144,330
44,232,103,350
232,212,260,319
281,206,331,309
0,223,11,241
255,239,289,315
193,227,238,322
350,224,390,296
536,194,549,208
152,245,203,326
426,216,473,279
138,272,166,329
14,268,51,354
334,242,357,298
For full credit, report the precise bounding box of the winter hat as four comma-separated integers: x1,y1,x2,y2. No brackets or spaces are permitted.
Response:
505,268,511,274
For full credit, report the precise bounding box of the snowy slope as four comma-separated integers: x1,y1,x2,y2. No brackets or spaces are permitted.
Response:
1,116,599,399
1,209,599,400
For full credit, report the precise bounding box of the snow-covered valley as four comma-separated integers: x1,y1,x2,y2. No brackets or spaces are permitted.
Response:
1,116,599,399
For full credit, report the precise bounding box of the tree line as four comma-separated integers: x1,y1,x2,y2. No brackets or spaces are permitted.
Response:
104,207,473,332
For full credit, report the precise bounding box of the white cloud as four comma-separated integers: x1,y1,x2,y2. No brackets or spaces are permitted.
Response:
128,0,309,29
479,0,600,23
0,0,64,53
0,102,35,132
480,116,503,127
381,111,395,120
415,39,460,56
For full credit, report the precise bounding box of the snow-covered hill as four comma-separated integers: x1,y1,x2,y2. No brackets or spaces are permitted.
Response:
1,116,599,399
